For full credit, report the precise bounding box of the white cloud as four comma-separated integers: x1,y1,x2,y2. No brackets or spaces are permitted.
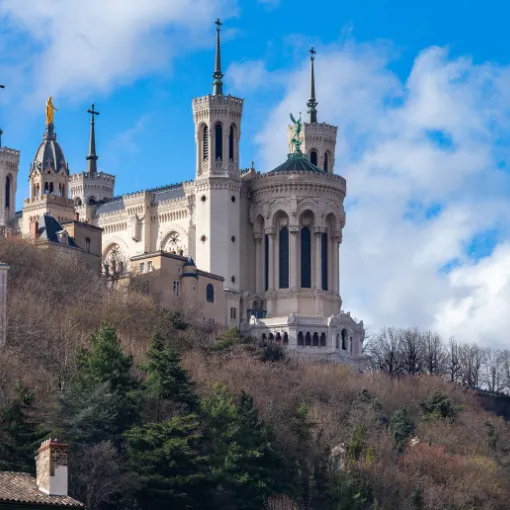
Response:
0,0,236,106
256,42,510,349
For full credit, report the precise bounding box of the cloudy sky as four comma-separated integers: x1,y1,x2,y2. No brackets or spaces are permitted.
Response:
1,0,510,348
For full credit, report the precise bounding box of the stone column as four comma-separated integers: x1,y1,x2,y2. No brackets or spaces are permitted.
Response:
254,234,263,293
289,226,299,290
265,229,275,291
331,234,341,294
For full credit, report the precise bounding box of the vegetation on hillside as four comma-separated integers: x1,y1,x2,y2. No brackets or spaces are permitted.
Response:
0,237,509,510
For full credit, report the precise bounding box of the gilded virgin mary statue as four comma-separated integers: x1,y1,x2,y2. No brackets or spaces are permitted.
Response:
46,97,58,124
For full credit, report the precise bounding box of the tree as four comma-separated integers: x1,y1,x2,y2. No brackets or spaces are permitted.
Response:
389,407,415,449
420,391,460,422
143,330,199,421
399,329,423,375
422,331,446,375
58,325,139,445
0,382,42,473
125,415,210,510
201,386,292,509
366,328,402,375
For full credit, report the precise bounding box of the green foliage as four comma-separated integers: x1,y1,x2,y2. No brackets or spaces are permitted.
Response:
485,421,498,451
144,330,199,418
420,391,461,422
291,403,314,444
328,472,374,510
389,407,415,449
59,325,140,445
201,386,292,509
0,382,42,474
211,327,245,352
411,487,423,509
126,415,209,510
348,426,366,462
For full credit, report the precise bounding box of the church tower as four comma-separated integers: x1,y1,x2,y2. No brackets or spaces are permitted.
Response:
192,20,243,309
22,100,74,235
288,49,337,173
0,137,20,233
69,104,115,222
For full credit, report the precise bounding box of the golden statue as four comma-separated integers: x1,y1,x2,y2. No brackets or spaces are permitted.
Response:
45,96,58,124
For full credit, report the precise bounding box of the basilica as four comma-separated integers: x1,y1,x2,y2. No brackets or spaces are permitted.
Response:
0,21,365,367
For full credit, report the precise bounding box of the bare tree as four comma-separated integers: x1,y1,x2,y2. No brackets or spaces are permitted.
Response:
446,336,461,383
422,330,446,375
399,328,423,375
482,348,506,393
458,343,484,389
366,327,402,375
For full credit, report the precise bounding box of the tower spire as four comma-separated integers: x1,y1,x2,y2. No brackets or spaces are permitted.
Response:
212,19,224,96
0,84,4,148
86,104,100,174
307,48,318,123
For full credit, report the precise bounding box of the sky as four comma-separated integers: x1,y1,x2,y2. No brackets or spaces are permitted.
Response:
1,0,510,348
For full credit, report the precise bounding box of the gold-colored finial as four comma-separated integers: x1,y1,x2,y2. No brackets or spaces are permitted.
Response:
45,96,58,125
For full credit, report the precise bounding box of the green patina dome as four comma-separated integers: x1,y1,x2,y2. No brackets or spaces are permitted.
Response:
268,151,325,175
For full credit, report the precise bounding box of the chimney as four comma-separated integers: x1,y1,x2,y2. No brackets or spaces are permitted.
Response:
35,439,69,496
30,220,39,239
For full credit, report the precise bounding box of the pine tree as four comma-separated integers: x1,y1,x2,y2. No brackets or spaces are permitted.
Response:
144,330,199,421
389,407,415,449
59,325,139,445
0,382,42,474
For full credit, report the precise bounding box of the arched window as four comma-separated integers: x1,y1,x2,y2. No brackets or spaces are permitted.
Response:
301,226,311,288
305,332,311,346
85,237,91,253
324,152,329,172
312,332,319,346
283,332,289,345
49,182,54,195
203,125,209,161
341,329,347,350
320,332,326,347
310,150,318,166
335,334,340,349
5,175,11,210
264,234,269,291
279,226,289,289
321,232,328,290
206,283,214,302
262,333,267,341
229,124,235,161
298,332,304,346
269,333,274,340
75,197,82,207
275,332,281,342
44,182,49,195
215,123,223,161
88,197,96,206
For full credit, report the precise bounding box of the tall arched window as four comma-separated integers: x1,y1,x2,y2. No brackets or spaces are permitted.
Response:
215,123,223,161
335,334,340,349
279,226,289,289
5,175,11,210
321,232,328,290
324,152,329,172
206,283,215,302
283,332,289,345
312,332,319,346
264,234,269,291
49,182,54,195
320,332,326,347
301,226,311,288
298,332,304,346
85,237,91,253
229,124,235,161
341,329,347,350
44,182,49,195
203,125,209,161
305,332,311,346
310,150,318,166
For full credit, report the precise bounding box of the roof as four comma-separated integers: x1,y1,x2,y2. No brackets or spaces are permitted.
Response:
37,215,79,248
268,151,325,174
32,124,68,176
0,472,83,508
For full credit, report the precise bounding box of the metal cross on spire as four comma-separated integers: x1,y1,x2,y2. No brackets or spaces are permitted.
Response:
86,103,100,174
0,85,4,147
307,47,318,124
212,18,224,96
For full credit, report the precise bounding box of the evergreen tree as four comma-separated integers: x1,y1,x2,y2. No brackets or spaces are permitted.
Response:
144,330,199,420
0,382,42,473
389,407,415,449
420,391,460,422
201,386,292,509
125,415,210,510
58,325,139,445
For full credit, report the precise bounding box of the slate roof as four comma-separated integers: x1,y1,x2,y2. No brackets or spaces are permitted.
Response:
0,472,84,508
268,152,325,174
32,124,68,176
37,215,79,248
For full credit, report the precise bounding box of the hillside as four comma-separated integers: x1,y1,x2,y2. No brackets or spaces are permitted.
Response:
0,237,509,510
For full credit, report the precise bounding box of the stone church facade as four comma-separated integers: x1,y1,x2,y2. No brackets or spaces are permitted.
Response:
0,22,365,367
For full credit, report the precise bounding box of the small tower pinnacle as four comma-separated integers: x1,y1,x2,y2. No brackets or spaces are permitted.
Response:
86,104,100,174
212,19,224,96
0,84,5,148
307,47,318,123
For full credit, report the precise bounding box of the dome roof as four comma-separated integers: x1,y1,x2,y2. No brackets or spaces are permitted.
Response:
32,124,68,175
268,151,324,174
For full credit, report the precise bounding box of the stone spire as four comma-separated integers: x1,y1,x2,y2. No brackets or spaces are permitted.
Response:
0,84,4,148
307,47,318,124
86,104,99,174
212,19,224,96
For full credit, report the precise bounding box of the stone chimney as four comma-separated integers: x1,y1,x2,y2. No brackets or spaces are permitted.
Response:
35,439,69,496
30,219,39,239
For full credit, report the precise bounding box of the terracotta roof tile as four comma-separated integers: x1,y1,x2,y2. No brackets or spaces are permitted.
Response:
0,472,84,508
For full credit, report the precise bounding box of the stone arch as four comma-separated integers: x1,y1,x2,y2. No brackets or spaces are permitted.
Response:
214,122,223,161
268,198,292,227
254,213,265,236
159,224,188,253
309,149,319,166
229,123,236,161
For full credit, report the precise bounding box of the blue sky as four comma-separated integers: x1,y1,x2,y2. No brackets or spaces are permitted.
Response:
2,0,510,347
